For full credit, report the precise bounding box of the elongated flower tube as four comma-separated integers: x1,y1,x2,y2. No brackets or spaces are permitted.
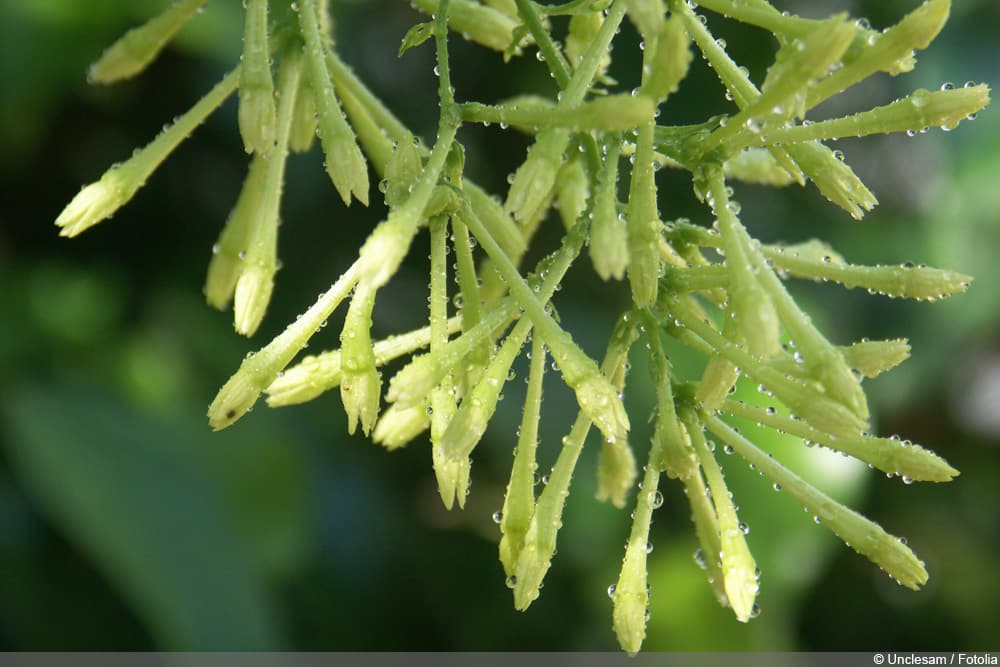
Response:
88,0,208,84
704,414,929,589
234,49,303,336
721,399,958,483
806,0,951,108
513,314,638,610
461,204,630,445
498,334,546,575
626,121,662,308
205,155,268,310
238,0,277,154
610,432,662,654
208,262,360,430
56,69,239,237
706,168,781,358
639,15,691,103
297,0,369,205
340,282,381,436
266,318,461,407
684,410,759,622
590,138,629,281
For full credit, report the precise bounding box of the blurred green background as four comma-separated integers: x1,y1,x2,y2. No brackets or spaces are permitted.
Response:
0,0,998,651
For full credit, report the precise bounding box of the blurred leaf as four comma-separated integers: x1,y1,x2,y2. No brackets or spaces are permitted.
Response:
1,382,283,650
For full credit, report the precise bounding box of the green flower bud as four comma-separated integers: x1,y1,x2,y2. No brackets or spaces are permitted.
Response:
340,284,381,436
705,414,929,590
233,264,275,337
597,438,638,509
298,0,369,205
207,262,360,430
590,139,629,281
372,402,430,450
88,0,208,85
505,128,569,224
56,69,239,237
556,158,589,232
687,415,759,622
499,335,545,575
205,156,268,309
808,0,951,108
626,123,661,307
640,15,691,102
238,0,277,155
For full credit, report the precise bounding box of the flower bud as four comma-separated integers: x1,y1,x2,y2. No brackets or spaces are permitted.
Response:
233,263,275,337
590,140,629,281
340,284,381,436
56,69,239,237
238,0,277,154
372,402,430,450
505,128,569,224
88,0,208,84
640,15,691,102
597,439,637,509
205,156,268,309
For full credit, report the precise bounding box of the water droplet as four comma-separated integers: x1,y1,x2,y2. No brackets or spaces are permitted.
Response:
607,584,617,598
651,491,664,509
506,575,517,589
492,510,503,524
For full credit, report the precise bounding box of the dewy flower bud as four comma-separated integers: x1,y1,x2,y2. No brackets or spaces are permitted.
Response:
722,399,959,482
233,264,275,337
205,155,268,309
372,402,430,450
499,335,545,575
233,50,303,336
706,414,929,590
764,85,990,145
298,0,369,205
625,123,660,307
597,439,637,509
807,0,951,108
784,138,878,221
56,69,239,237
88,0,208,84
207,262,360,431
556,159,588,232
841,338,911,379
590,139,629,281
505,128,569,224
238,0,277,154
266,319,454,407
640,15,691,102
289,69,319,153
688,415,759,623
340,283,381,436
625,0,665,42
266,352,342,407
611,453,660,654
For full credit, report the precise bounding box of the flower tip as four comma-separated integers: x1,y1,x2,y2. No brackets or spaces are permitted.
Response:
372,402,429,450
341,368,381,436
325,138,370,207
575,376,630,445
237,86,278,155
233,265,275,337
264,363,327,407
55,172,130,237
207,370,263,431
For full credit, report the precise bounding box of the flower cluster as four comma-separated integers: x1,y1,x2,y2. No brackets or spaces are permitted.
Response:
57,0,987,652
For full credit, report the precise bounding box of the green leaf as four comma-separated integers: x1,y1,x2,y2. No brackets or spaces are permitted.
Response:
2,383,283,650
399,21,434,57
